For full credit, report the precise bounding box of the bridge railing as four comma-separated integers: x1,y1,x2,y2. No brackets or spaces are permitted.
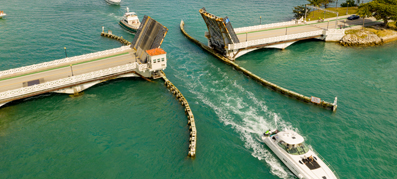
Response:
0,46,131,79
0,62,141,102
325,29,345,34
234,20,303,34
228,30,324,50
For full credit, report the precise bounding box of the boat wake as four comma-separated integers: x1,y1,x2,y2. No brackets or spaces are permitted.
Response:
170,57,297,178
108,13,123,20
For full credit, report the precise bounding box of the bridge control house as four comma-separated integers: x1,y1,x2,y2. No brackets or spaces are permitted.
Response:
146,48,167,71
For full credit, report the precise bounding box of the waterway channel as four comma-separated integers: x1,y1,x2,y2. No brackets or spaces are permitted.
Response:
0,0,396,178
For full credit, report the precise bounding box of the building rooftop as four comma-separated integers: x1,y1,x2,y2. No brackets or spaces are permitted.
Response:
146,48,166,56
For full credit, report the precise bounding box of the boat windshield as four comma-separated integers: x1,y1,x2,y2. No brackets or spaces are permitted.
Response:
278,141,310,155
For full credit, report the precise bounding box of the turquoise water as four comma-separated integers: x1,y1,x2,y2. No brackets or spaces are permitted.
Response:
1,0,396,178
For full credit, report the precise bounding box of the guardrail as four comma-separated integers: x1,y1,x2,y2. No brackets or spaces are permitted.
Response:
0,62,141,103
0,46,131,79
234,20,301,34
228,30,324,50
326,29,345,34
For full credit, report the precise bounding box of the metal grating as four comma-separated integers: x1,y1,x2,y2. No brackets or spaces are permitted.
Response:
131,15,168,61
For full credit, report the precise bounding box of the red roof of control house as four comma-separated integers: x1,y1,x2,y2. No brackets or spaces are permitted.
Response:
146,48,166,56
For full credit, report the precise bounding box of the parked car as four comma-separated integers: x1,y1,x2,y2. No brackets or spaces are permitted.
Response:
347,15,360,20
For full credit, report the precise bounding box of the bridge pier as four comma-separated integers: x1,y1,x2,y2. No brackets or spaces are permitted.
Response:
225,41,298,60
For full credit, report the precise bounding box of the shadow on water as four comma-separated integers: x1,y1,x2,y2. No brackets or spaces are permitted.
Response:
0,77,150,109
237,39,326,61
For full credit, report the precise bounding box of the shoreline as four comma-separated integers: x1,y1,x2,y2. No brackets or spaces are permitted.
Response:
339,25,397,46
381,33,397,43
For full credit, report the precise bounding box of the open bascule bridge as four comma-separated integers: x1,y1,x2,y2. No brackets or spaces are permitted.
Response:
0,15,168,108
0,15,197,157
180,7,339,111
199,7,345,60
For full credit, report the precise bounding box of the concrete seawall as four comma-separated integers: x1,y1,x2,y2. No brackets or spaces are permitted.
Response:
160,71,197,157
180,20,337,111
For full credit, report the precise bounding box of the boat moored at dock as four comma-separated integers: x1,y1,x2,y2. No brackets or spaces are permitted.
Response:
0,11,6,19
262,129,338,179
119,7,140,33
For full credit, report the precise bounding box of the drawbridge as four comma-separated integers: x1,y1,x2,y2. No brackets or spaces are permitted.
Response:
0,15,168,108
199,7,345,60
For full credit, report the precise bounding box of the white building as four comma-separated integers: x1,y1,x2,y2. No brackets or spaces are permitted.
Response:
146,48,167,71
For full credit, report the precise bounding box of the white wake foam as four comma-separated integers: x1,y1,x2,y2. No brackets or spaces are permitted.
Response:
171,59,297,178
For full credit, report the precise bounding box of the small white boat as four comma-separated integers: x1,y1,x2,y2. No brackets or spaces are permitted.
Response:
0,11,6,19
119,7,140,33
105,0,121,5
262,129,338,179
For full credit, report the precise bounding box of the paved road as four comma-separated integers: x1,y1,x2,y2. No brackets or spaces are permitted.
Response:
236,17,382,42
0,48,137,93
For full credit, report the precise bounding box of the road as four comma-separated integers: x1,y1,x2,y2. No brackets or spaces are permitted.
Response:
236,17,382,42
0,48,137,93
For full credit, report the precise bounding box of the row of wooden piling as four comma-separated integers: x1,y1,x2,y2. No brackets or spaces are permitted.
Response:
180,20,337,111
160,71,197,157
101,28,132,46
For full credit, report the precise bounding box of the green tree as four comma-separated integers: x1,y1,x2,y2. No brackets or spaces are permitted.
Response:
357,4,371,29
341,0,357,7
308,0,322,17
293,5,312,19
358,0,397,26
308,0,323,7
321,0,335,8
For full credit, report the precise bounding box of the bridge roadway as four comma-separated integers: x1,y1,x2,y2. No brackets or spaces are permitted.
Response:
236,16,380,42
0,47,137,93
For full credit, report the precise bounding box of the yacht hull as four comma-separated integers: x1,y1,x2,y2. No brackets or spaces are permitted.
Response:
119,20,138,33
105,0,121,5
262,134,337,179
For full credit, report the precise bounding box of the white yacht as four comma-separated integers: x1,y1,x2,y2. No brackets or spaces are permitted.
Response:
105,0,121,5
262,129,338,179
119,7,140,33
0,11,6,19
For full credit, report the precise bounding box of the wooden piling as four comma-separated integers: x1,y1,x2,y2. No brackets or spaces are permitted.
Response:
101,29,132,46
160,71,197,158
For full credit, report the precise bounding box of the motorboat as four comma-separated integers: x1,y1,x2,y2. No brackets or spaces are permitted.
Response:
105,0,121,5
262,129,338,179
0,11,6,19
119,7,140,33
